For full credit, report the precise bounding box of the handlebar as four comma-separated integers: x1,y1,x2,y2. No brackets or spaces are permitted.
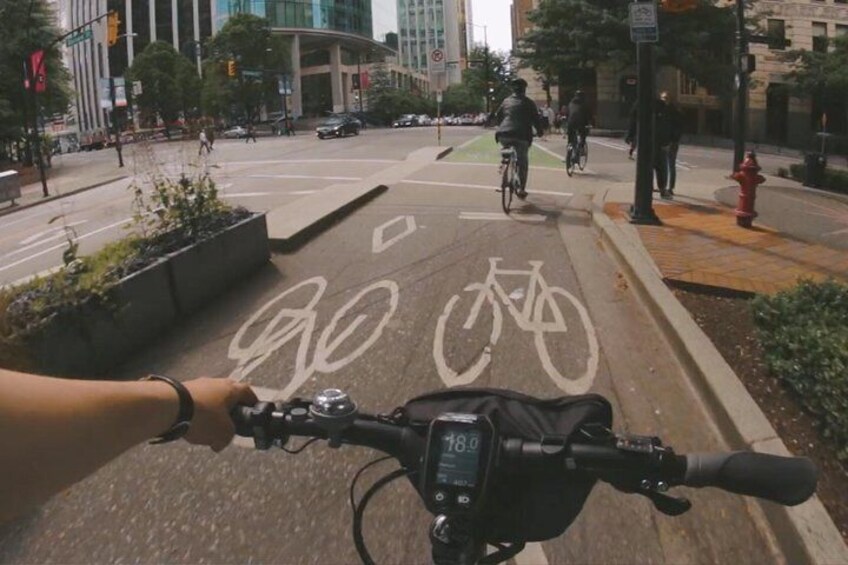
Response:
230,402,817,509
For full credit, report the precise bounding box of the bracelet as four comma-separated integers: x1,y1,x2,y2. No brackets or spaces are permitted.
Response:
141,374,194,444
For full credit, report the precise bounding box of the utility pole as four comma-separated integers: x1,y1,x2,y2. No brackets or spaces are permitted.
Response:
109,77,124,167
357,52,364,113
733,0,747,172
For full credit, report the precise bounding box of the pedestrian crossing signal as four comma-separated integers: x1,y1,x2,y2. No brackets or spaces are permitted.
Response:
660,0,698,13
227,60,237,77
107,11,120,46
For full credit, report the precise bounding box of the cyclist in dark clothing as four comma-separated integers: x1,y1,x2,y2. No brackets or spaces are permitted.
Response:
495,78,544,198
565,90,592,149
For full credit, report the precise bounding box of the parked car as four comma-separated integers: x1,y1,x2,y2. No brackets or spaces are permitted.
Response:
316,115,361,139
392,114,419,128
223,126,247,139
418,115,433,126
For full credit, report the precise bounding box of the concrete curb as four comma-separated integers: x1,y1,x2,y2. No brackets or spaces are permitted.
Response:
0,176,128,218
267,184,388,253
590,194,848,564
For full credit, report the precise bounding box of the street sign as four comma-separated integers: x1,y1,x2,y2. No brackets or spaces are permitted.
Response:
65,28,92,47
113,77,127,108
629,3,658,43
430,48,446,73
277,75,292,95
242,70,263,79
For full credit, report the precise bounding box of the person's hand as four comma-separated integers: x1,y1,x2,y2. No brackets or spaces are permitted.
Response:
183,378,258,452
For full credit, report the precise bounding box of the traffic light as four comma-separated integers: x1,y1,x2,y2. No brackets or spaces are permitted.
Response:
227,60,237,77
107,11,120,46
660,0,698,13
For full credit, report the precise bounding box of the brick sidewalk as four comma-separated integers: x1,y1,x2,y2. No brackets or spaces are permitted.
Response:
606,201,848,294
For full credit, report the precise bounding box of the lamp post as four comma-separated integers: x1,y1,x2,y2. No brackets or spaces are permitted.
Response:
732,0,748,172
107,33,137,168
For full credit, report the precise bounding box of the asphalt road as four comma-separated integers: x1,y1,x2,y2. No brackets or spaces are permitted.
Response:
0,140,783,563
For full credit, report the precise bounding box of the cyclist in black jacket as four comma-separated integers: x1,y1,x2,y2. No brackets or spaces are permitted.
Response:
495,78,544,198
565,90,592,149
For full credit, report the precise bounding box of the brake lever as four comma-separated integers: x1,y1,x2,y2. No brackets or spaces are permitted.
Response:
642,490,692,516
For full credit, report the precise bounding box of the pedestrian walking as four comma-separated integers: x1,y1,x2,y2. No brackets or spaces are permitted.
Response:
539,108,550,141
625,102,637,160
245,123,257,143
207,126,216,148
198,129,212,155
654,96,674,199
285,113,295,137
543,104,556,139
661,91,683,195
555,105,567,134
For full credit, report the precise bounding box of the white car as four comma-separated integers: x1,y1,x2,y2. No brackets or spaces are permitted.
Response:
223,126,247,139
418,115,432,126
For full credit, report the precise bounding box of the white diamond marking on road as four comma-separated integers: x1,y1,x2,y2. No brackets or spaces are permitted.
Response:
372,215,417,254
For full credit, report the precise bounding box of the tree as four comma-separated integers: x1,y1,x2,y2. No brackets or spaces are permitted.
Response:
442,84,484,115
365,63,435,125
205,13,290,122
518,0,737,105
0,0,72,163
127,42,188,126
463,47,514,111
784,35,848,136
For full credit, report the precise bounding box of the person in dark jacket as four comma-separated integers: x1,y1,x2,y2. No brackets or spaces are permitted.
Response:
625,102,638,159
661,91,683,194
565,90,592,149
654,95,675,198
495,78,545,197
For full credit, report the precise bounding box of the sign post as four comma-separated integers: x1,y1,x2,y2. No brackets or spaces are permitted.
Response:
436,90,443,146
628,1,660,225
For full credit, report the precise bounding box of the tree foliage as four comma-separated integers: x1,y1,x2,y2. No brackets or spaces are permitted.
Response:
518,0,737,101
204,13,290,122
365,64,435,125
784,35,848,132
127,42,199,125
0,0,72,155
463,47,515,111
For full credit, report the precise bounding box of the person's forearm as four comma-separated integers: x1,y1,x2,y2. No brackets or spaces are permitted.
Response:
0,369,178,523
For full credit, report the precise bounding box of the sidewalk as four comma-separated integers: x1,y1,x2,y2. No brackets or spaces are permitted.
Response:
604,200,848,294
1,154,128,217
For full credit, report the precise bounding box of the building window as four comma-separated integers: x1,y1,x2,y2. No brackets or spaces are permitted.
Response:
680,72,699,96
812,22,827,53
837,24,848,37
767,19,786,50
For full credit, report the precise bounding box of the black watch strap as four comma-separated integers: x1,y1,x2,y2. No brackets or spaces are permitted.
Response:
142,374,194,444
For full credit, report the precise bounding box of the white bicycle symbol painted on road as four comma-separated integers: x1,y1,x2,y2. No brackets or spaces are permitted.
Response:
228,276,399,400
433,258,600,394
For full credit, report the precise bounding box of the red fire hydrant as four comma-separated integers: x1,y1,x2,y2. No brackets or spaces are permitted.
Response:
732,151,765,228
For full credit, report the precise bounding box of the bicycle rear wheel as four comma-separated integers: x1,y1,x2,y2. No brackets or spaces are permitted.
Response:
578,141,588,170
501,158,514,213
565,145,575,177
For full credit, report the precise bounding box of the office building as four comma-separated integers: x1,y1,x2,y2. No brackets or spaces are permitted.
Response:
398,0,469,86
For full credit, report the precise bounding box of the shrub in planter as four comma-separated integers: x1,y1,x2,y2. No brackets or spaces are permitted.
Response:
0,161,261,376
752,279,848,460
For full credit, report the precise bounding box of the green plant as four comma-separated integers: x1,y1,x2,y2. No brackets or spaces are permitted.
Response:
787,163,848,194
776,167,788,178
752,279,848,459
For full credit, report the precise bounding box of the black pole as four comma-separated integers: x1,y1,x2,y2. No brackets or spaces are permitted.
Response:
357,53,364,113
27,60,50,197
732,0,747,172
630,40,659,224
109,77,124,167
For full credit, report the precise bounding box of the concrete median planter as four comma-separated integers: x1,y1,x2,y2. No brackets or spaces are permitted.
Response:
32,213,269,377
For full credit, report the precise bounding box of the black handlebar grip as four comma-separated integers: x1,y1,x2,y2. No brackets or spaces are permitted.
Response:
685,452,818,506
230,405,255,437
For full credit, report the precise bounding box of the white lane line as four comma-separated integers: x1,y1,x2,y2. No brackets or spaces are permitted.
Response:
456,134,483,150
459,212,547,222
289,190,319,195
226,158,400,166
248,174,362,181
589,138,628,151
220,192,273,198
535,144,599,175
15,220,88,249
515,542,549,565
404,179,573,198
0,216,134,274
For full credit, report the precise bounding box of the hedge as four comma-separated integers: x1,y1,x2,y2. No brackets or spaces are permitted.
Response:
786,163,848,194
752,280,848,460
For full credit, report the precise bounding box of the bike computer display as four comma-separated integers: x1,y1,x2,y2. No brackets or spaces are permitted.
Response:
421,413,496,516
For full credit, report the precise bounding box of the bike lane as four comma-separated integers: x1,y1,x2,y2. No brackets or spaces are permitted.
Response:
0,161,781,564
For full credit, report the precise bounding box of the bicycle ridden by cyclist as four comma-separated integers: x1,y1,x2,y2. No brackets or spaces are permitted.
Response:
564,90,593,152
495,78,545,198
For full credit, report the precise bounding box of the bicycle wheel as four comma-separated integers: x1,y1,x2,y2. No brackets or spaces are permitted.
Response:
565,145,575,177
578,141,588,171
501,157,514,213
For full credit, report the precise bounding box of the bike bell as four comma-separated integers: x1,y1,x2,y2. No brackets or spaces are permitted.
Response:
310,389,358,446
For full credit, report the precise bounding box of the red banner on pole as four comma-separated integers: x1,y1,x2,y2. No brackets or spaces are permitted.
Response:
30,50,47,93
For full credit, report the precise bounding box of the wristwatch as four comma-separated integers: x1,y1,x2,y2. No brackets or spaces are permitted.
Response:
141,374,194,444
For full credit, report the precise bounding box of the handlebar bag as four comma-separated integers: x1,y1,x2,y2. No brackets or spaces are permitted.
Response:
399,387,612,543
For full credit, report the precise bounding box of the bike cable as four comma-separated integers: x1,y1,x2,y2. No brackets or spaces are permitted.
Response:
280,438,319,454
352,466,417,565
